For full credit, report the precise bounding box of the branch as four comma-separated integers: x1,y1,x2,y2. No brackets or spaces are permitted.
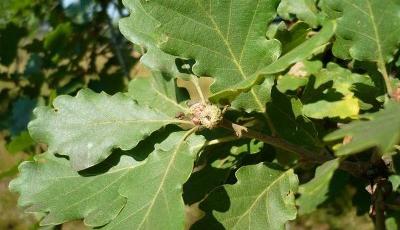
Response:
371,178,388,230
219,119,363,177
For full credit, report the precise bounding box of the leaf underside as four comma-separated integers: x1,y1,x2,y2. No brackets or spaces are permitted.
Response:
28,88,181,171
211,163,299,230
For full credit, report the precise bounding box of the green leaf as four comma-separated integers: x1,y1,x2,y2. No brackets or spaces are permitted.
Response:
28,89,188,171
320,0,400,62
6,131,34,154
104,131,205,230
184,139,263,205
386,212,400,230
297,159,340,214
258,21,334,76
9,152,137,227
389,175,400,191
127,73,188,117
120,0,334,104
43,23,73,53
211,20,334,102
278,0,320,27
231,78,274,113
274,22,313,55
267,89,320,148
129,0,281,94
302,96,360,119
277,60,322,92
119,0,179,74
324,101,400,156
211,163,298,230
313,63,374,96
301,63,375,119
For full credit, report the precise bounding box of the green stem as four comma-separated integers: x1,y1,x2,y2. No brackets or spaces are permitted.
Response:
378,61,393,96
190,75,207,104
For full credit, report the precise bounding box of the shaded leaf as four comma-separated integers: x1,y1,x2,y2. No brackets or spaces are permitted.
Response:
324,101,400,156
11,97,37,136
277,60,322,92
278,0,320,27
6,131,34,154
28,89,188,171
0,23,27,66
297,159,340,214
274,22,311,55
211,163,298,230
267,89,320,148
302,63,375,119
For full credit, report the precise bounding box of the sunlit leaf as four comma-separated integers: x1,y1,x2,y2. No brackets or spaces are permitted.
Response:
28,89,189,171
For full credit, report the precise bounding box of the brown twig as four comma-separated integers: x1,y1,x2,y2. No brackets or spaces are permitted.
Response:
219,119,364,177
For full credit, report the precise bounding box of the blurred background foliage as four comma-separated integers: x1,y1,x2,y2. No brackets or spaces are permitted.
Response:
0,0,373,229
0,0,142,229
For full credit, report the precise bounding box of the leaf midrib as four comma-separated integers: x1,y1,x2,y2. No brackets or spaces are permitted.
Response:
225,170,292,228
194,0,267,112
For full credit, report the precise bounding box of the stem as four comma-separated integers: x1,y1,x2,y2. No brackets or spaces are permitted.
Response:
190,75,207,103
374,179,387,230
220,119,363,177
378,61,393,96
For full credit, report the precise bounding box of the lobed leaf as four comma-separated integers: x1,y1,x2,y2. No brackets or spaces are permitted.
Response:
9,153,138,227
302,96,360,119
301,63,375,119
297,159,340,214
211,163,298,230
324,101,400,156
103,131,205,230
127,73,189,117
278,0,320,27
119,0,179,74
320,0,400,62
120,0,335,105
28,89,188,171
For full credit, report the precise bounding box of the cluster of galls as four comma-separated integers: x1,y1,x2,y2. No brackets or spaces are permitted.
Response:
177,102,224,130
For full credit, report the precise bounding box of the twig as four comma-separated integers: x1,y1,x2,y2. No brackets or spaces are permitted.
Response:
372,178,387,230
219,119,364,177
